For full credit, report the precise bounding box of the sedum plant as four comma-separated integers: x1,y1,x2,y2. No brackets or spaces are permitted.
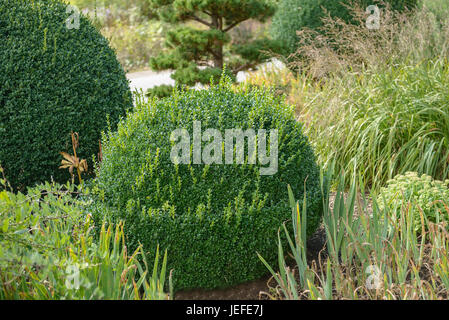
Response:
378,172,449,233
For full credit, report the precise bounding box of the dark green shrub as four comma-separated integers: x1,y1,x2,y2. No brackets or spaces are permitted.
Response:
271,0,418,57
93,78,322,291
0,0,132,190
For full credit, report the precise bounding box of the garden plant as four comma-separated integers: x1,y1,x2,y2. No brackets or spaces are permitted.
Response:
378,172,449,234
0,176,171,300
92,78,323,291
0,0,132,191
3,0,449,303
271,0,418,70
262,165,449,300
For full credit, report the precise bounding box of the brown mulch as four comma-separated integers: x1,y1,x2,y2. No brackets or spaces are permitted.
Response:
174,275,273,300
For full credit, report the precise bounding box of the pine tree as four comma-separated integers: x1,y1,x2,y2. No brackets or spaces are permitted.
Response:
143,0,284,97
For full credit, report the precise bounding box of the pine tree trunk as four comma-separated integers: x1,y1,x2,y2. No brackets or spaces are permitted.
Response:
212,15,224,69
214,45,223,69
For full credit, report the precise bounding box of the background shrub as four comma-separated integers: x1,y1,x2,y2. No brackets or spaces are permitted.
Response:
69,0,169,72
0,0,132,190
93,79,322,290
378,172,449,233
271,0,418,58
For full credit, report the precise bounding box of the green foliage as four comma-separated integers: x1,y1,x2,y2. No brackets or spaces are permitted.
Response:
93,79,322,290
302,59,449,189
144,0,283,97
146,84,180,99
378,172,449,233
424,0,449,23
271,0,418,57
0,0,132,190
262,4,449,189
262,166,449,300
255,2,449,301
0,180,171,300
102,19,167,72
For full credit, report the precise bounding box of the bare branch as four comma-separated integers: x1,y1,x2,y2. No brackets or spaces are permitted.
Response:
224,20,244,32
190,14,214,28
207,48,220,59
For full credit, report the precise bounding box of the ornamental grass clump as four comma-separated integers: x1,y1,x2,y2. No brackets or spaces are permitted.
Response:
93,78,322,291
271,0,418,68
299,59,449,189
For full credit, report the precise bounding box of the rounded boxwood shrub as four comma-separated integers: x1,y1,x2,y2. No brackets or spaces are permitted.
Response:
378,172,449,233
271,0,418,57
0,0,132,190
93,79,322,290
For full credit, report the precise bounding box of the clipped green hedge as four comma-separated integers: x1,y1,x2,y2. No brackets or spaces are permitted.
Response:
271,0,418,56
0,0,132,190
93,79,322,290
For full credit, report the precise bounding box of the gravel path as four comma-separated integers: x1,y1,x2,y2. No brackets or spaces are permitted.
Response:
127,69,175,93
126,59,285,93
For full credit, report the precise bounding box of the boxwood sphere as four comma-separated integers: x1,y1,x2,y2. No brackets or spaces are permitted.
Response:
94,80,322,290
0,0,132,190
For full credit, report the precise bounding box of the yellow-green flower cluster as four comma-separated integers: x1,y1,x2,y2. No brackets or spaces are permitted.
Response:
378,172,449,232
